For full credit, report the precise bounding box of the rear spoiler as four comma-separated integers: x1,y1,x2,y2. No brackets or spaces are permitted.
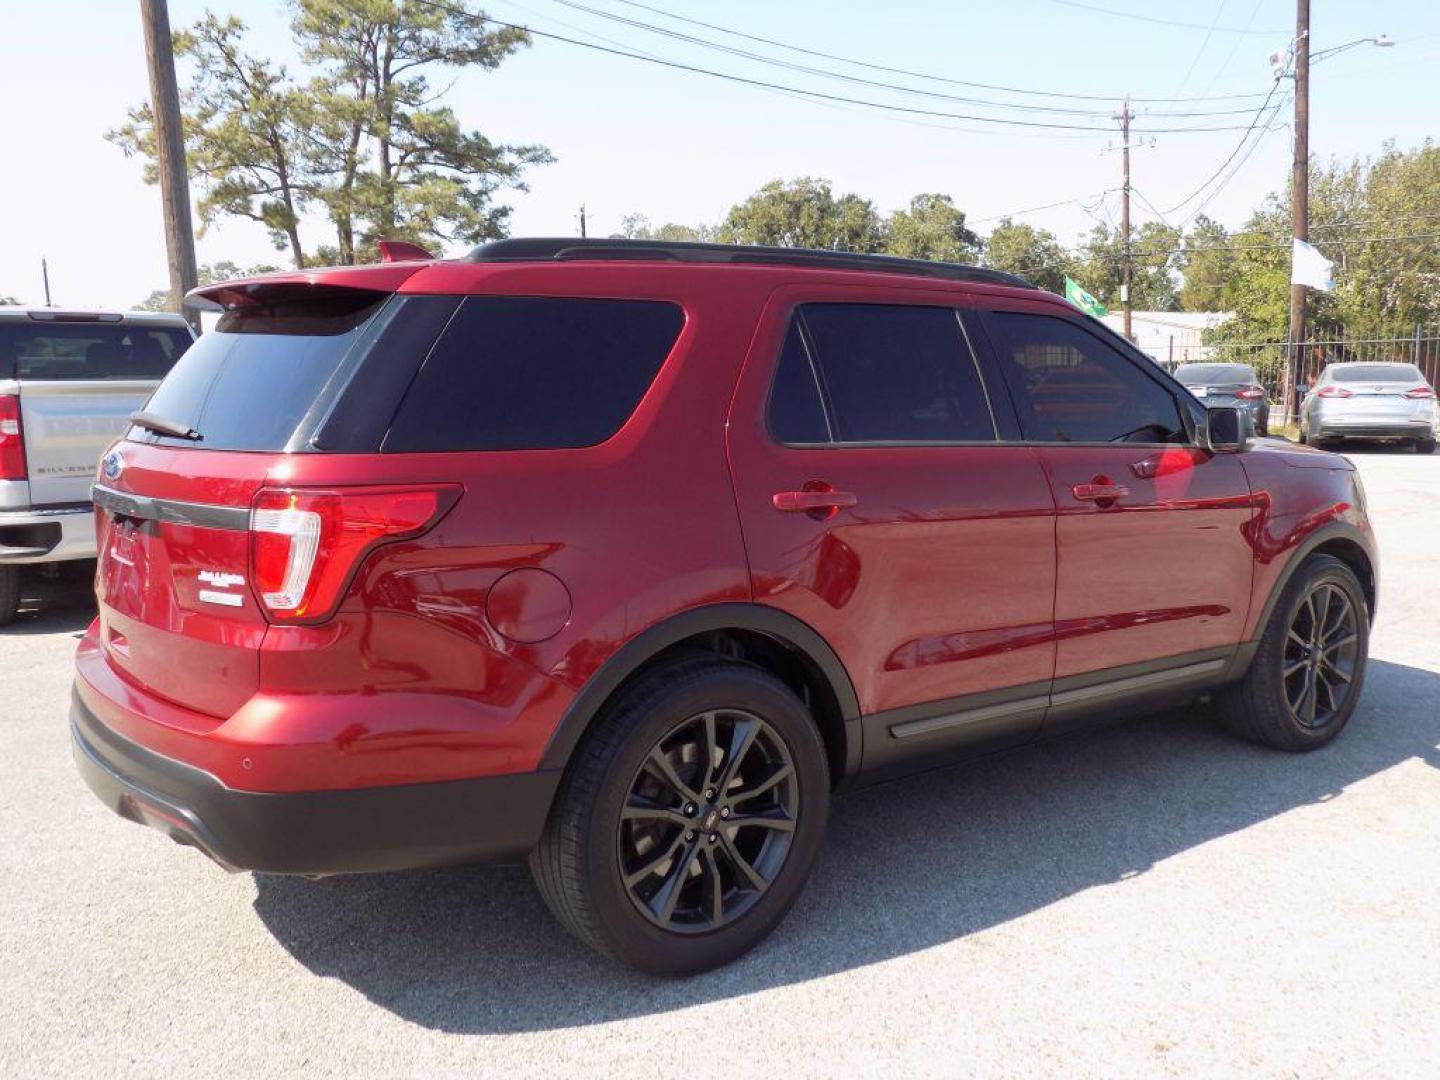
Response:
186,264,427,312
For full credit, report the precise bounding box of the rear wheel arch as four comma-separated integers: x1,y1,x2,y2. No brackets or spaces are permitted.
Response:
540,604,861,787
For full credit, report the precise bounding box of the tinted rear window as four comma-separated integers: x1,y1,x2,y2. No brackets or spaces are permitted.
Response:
1174,364,1255,384
133,288,388,451
1329,364,1422,383
0,322,191,380
798,303,996,443
383,297,683,452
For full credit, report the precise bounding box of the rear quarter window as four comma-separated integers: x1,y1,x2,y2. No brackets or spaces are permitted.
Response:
382,297,684,452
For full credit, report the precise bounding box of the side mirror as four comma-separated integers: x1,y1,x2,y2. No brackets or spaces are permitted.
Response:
1203,405,1246,453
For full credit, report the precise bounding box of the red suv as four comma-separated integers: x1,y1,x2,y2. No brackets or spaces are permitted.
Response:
73,239,1376,974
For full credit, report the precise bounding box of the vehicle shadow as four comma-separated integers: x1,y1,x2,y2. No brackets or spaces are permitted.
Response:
0,565,96,637
252,657,1440,1034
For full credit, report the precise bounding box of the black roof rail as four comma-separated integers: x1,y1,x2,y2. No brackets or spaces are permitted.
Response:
467,237,1037,290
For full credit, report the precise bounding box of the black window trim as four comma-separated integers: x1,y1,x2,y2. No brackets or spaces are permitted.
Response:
971,306,1205,449
765,300,1003,450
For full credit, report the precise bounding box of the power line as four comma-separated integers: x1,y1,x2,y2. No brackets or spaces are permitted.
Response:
1040,0,1286,34
1162,81,1285,214
413,1,1275,133
968,191,1120,225
1173,1,1228,96
1174,92,1290,228
549,0,1268,118
1199,0,1267,97
602,0,1275,103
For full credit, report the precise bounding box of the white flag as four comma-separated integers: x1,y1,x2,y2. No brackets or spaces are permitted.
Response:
1291,238,1334,291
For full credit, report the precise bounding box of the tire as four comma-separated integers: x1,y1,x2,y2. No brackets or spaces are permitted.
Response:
1217,554,1368,751
1416,437,1436,455
0,565,19,627
529,658,830,975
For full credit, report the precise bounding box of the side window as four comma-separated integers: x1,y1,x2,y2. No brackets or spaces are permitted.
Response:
989,312,1187,444
798,303,996,443
768,320,830,443
383,297,683,452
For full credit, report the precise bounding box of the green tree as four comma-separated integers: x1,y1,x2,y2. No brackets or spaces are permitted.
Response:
1330,142,1440,337
1176,215,1233,313
291,0,553,261
982,218,1076,295
134,260,281,313
110,15,315,268
1072,221,1182,311
883,193,981,263
613,214,716,243
718,178,884,251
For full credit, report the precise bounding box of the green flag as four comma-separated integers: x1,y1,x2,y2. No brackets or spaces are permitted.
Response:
1065,276,1108,317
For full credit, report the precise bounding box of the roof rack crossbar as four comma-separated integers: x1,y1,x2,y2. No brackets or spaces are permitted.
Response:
467,237,1035,289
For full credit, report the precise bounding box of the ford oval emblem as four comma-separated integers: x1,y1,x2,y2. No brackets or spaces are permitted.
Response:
102,449,123,481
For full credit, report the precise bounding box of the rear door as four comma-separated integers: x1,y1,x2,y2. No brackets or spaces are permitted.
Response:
2,317,191,504
727,287,1058,770
976,304,1257,694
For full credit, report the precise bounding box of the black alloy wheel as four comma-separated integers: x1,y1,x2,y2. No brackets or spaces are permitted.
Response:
529,658,829,974
1281,580,1360,730
1217,553,1369,751
619,708,798,933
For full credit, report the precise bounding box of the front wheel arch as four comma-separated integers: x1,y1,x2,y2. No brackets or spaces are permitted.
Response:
1246,524,1376,653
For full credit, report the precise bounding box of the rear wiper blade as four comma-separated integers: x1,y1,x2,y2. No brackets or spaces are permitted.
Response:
129,410,202,441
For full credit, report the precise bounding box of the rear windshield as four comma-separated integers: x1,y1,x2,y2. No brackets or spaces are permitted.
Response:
1174,364,1255,384
1328,364,1423,384
1,321,192,380
132,288,388,451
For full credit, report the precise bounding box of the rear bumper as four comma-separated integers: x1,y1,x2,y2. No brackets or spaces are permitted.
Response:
0,504,95,563
1313,420,1434,440
71,687,559,875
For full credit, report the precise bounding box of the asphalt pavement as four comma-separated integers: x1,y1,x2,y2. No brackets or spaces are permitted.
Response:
3,446,1437,1078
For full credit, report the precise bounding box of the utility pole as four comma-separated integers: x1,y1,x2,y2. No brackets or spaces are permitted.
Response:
578,204,587,238
41,259,52,306
1114,98,1135,341
139,0,199,331
1285,0,1310,424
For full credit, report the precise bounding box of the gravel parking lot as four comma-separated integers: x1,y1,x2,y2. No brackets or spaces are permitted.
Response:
3,448,1437,1078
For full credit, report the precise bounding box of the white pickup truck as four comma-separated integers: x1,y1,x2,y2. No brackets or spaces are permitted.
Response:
0,307,194,624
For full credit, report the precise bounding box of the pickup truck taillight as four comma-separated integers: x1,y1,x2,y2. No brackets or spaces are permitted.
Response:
248,485,460,623
0,395,25,480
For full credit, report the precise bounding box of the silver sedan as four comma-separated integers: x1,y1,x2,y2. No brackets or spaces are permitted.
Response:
1299,362,1437,453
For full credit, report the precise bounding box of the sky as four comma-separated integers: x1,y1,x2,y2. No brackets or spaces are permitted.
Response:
1,0,1436,309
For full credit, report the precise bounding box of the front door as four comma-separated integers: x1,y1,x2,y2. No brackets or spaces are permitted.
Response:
978,307,1257,692
726,288,1058,771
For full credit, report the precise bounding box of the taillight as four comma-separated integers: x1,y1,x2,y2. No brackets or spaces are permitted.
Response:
1405,386,1436,399
1233,386,1266,399
1318,386,1353,398
0,395,24,480
249,485,460,623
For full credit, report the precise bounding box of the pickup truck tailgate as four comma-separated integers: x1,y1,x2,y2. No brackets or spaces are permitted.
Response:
19,380,161,504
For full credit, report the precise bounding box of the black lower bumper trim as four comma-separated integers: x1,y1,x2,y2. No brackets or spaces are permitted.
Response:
71,688,559,876
1315,427,1432,440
